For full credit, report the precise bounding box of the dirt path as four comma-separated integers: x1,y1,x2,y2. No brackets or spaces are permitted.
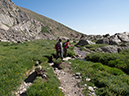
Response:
49,58,85,96
15,47,94,96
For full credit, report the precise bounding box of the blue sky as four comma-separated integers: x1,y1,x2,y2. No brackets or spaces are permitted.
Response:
11,0,129,35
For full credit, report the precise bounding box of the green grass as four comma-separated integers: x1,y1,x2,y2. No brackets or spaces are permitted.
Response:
53,58,62,64
69,59,129,96
0,40,64,96
85,49,129,74
27,62,64,96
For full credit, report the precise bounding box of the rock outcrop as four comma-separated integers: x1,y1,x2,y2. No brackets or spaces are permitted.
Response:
96,45,129,53
89,32,129,45
0,0,82,42
78,32,129,53
96,38,109,44
76,40,95,46
116,32,129,43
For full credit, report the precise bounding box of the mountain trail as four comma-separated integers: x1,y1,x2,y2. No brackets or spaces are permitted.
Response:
49,57,85,96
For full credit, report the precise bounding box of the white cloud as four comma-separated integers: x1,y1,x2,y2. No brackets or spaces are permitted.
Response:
93,27,96,29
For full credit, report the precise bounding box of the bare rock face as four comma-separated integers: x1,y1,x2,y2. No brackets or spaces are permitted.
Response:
0,0,81,42
0,28,32,43
0,22,9,30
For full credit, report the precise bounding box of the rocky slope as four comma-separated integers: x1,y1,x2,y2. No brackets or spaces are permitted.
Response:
76,32,129,53
0,0,82,43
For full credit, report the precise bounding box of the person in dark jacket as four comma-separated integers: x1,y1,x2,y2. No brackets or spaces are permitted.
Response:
55,39,63,60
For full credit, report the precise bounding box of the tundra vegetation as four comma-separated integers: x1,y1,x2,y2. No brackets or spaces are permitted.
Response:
0,40,129,96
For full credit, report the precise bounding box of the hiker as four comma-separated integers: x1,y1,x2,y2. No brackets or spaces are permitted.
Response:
63,39,69,57
55,39,63,60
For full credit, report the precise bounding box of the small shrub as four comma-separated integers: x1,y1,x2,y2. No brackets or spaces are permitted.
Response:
85,52,101,62
85,51,129,74
53,58,62,65
92,63,102,69
109,67,124,75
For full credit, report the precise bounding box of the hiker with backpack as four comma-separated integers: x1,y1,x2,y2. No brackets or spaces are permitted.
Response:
55,39,63,60
63,39,69,57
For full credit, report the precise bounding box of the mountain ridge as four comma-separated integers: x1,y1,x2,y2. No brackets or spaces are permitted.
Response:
0,0,82,42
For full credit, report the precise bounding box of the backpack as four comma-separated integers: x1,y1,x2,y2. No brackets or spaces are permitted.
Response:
55,42,60,49
63,42,66,47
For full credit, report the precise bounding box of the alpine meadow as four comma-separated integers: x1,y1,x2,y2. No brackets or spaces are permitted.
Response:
0,0,129,96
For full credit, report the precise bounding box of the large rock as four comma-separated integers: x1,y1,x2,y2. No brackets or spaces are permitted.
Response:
96,39,109,44
116,32,129,43
76,40,95,46
97,45,129,53
109,40,119,45
109,35,121,45
124,32,129,36
96,45,119,53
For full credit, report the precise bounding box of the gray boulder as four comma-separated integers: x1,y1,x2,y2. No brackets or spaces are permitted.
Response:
109,40,119,45
124,32,129,36
109,35,120,45
116,32,129,43
109,34,121,45
96,45,120,53
96,39,109,44
76,40,95,46
97,45,129,53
